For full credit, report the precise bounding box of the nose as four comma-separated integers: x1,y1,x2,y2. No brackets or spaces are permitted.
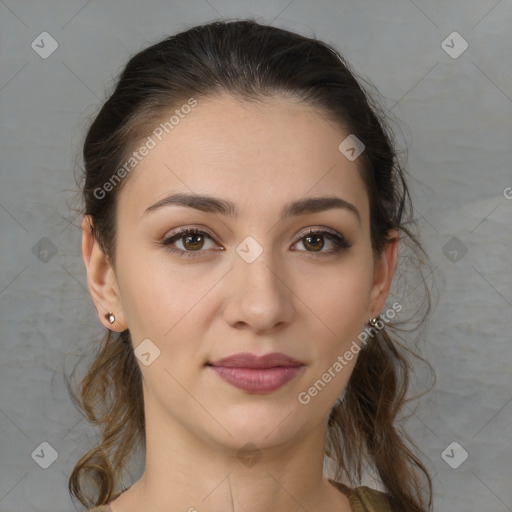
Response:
222,245,295,334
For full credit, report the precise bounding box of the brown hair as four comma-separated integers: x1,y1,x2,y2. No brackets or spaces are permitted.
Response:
67,18,435,511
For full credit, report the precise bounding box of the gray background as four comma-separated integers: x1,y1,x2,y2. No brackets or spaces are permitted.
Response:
1,1,511,511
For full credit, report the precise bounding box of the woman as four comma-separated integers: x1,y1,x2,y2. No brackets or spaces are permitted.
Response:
68,19,434,512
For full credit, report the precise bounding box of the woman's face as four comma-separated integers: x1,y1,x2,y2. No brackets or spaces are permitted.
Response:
84,93,396,453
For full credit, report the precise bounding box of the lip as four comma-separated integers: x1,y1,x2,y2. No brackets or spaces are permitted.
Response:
207,352,304,394
209,366,304,394
208,351,304,369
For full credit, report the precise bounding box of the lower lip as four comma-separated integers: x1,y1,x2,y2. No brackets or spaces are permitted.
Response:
209,365,303,393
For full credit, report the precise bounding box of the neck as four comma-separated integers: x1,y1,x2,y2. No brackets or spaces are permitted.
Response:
110,397,351,512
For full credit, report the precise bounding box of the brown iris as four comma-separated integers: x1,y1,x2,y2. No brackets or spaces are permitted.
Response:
302,233,324,252
182,233,205,251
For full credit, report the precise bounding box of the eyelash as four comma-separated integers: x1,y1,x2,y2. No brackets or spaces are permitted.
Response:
160,227,351,259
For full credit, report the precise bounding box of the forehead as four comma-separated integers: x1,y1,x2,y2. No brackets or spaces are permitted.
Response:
117,93,369,223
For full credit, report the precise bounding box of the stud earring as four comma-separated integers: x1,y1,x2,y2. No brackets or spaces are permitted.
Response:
369,316,380,327
106,312,115,324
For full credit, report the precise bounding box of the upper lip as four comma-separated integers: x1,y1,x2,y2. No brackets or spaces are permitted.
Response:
208,352,304,369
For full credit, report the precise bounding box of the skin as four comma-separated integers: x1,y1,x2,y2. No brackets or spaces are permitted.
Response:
81,93,398,512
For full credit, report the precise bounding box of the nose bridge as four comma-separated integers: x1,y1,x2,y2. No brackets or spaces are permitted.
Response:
234,235,283,298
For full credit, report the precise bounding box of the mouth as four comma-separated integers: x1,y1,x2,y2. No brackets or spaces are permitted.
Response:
206,352,304,394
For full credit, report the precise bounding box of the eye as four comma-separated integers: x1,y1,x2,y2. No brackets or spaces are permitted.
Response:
292,228,351,255
161,228,220,258
160,227,351,258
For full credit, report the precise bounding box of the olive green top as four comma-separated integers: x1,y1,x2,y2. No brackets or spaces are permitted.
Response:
330,480,393,511
86,480,392,511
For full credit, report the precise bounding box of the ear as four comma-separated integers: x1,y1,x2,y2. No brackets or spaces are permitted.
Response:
81,215,127,331
367,229,399,319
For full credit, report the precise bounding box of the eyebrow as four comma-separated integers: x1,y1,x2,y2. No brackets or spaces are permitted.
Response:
142,193,361,224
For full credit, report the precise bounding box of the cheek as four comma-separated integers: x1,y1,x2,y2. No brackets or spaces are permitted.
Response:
296,268,371,404
301,258,373,330
116,248,216,370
